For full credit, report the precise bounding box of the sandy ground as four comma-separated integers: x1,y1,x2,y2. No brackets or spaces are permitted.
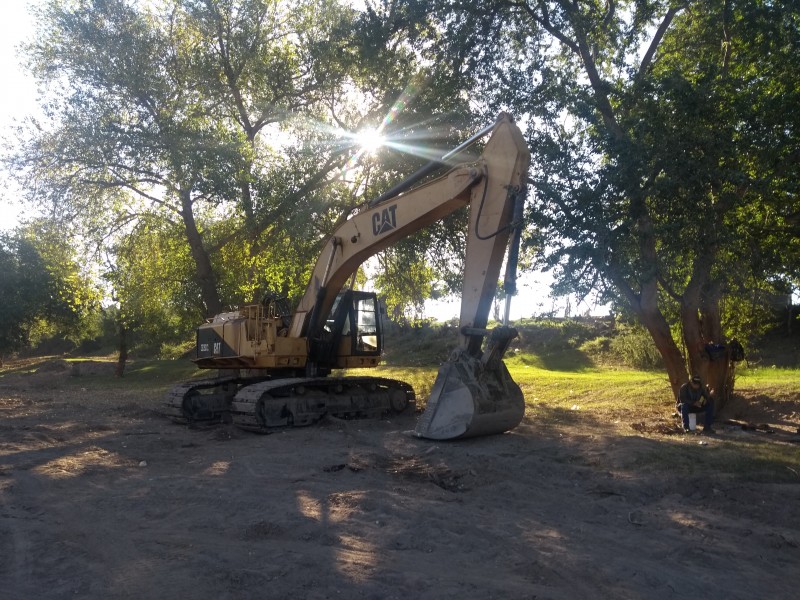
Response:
1,365,799,600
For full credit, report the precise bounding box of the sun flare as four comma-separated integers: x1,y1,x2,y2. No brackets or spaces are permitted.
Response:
355,128,385,154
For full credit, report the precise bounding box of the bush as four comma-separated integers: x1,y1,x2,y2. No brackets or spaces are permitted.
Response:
159,339,195,360
579,336,612,360
608,325,663,370
513,318,611,355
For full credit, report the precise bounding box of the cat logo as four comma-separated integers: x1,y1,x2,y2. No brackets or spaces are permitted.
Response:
372,204,398,236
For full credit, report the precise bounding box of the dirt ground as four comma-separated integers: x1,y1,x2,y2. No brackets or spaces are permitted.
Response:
1,364,799,600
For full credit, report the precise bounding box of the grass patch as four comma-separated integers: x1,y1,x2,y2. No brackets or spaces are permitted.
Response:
0,355,202,395
511,361,669,424
351,357,800,484
341,365,440,401
101,359,202,391
735,365,800,384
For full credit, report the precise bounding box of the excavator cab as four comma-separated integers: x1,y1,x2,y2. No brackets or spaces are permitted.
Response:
310,290,384,374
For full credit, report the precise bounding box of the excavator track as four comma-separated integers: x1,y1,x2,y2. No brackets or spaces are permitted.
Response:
230,376,415,433
163,376,242,425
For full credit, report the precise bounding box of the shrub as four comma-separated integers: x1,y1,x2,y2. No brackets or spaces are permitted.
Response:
579,336,612,360
608,325,664,370
159,339,195,360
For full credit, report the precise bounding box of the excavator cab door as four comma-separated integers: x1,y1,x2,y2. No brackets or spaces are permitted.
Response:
352,294,381,355
311,290,383,372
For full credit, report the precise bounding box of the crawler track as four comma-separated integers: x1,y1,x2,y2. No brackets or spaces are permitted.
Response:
231,377,415,432
165,376,415,432
164,377,240,425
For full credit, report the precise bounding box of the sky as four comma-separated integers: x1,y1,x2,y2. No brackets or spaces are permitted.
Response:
0,1,38,231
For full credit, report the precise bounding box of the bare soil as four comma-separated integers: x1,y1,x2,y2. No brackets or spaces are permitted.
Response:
1,363,799,599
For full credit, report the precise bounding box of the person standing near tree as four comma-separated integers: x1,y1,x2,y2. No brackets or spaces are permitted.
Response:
677,375,715,434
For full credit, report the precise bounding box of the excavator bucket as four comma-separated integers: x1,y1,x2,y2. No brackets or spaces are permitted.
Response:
414,348,525,440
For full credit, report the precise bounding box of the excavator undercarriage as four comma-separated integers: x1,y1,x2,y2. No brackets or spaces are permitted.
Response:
165,374,414,431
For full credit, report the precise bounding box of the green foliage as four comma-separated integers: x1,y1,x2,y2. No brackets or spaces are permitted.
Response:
578,336,612,359
382,317,669,372
18,220,103,344
11,0,372,318
513,318,609,355
720,279,792,344
0,223,102,358
607,324,664,371
579,325,668,374
373,245,437,322
384,0,800,392
7,0,797,366
104,215,201,346
0,233,52,357
158,339,195,361
7,0,482,349
211,216,320,307
380,320,459,367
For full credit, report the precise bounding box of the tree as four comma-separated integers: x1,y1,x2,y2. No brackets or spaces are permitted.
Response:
10,0,368,320
104,215,201,346
8,0,484,338
0,233,51,361
20,220,103,346
0,224,100,361
395,0,800,407
372,245,436,322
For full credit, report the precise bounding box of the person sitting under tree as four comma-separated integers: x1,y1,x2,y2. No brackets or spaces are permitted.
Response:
677,375,715,434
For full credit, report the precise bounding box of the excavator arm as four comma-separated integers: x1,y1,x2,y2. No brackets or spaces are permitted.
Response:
292,113,531,439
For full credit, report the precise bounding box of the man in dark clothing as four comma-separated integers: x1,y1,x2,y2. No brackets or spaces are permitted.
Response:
677,375,715,434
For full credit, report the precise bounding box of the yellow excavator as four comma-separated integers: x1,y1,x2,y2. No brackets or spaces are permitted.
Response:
164,113,530,440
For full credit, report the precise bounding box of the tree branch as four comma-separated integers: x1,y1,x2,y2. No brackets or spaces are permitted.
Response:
636,6,681,81
206,150,350,254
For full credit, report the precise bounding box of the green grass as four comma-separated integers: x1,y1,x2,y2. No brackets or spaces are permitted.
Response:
0,356,201,393
342,365,441,400
735,365,800,384
510,361,668,425
350,353,800,483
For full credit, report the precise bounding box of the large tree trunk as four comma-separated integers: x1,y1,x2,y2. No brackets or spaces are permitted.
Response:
611,269,688,399
609,207,688,399
637,302,687,399
682,284,734,411
180,187,223,317
638,299,687,400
